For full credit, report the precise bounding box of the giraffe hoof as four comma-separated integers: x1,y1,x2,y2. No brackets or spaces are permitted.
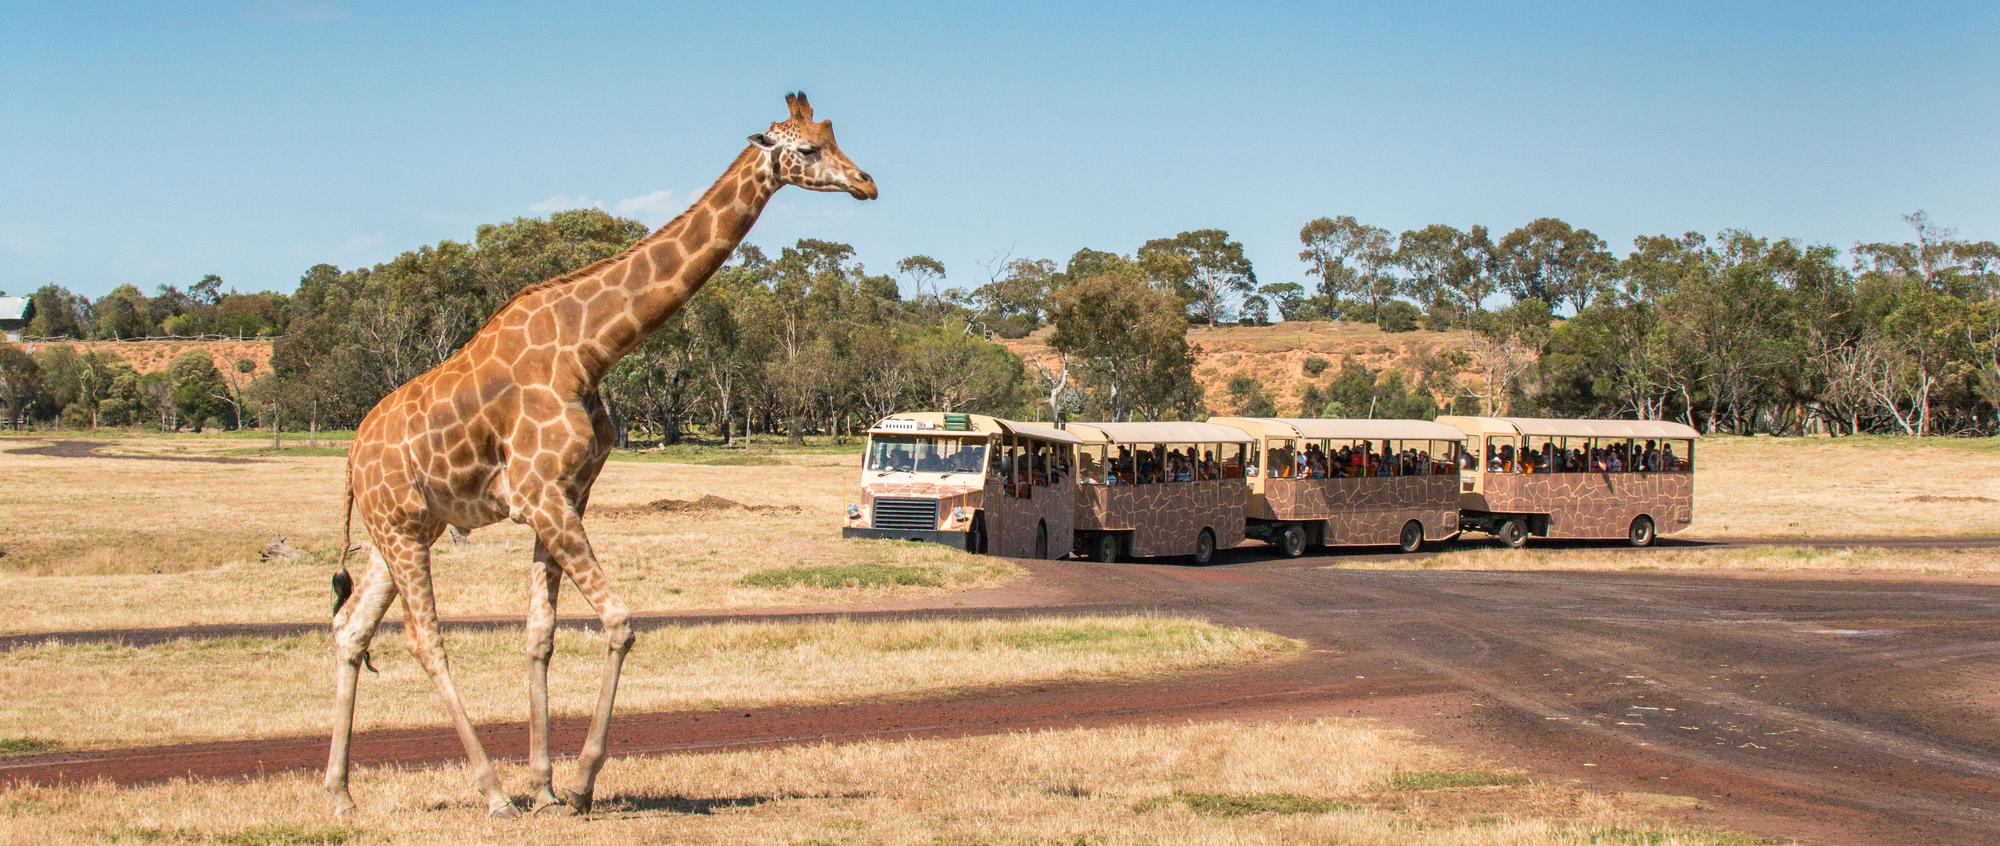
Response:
556,787,592,815
488,800,521,819
532,800,577,817
529,789,571,816
328,787,358,821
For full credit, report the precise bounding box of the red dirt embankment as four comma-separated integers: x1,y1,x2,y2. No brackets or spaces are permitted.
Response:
1001,321,1489,416
15,338,276,378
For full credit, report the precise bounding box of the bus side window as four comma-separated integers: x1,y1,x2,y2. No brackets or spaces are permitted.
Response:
1079,445,1103,485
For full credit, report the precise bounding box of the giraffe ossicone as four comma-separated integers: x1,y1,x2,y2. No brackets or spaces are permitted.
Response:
323,92,875,819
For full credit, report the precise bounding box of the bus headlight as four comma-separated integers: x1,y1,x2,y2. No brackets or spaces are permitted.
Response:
952,506,966,524
847,504,861,520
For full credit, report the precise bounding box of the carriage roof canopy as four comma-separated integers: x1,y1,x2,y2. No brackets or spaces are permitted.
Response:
1211,417,1467,442
1436,416,1701,439
867,412,1083,445
1065,421,1255,445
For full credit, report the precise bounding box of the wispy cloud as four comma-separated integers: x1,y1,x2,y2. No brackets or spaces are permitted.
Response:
613,189,677,225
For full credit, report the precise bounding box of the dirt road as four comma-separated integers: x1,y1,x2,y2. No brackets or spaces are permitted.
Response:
7,547,2000,844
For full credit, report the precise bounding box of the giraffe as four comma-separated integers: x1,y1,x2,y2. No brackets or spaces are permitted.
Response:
324,92,876,819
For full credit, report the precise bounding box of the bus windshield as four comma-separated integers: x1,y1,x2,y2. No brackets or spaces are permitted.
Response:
866,435,988,475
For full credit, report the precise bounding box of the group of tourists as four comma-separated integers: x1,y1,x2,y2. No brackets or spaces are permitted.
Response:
1251,441,1454,480
1479,440,1687,474
1076,445,1250,485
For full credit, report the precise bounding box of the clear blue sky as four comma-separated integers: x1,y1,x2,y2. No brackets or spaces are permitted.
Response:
3,1,1996,302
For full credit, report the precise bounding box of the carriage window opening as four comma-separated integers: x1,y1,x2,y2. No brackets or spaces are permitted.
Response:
1663,439,1692,472
1219,442,1245,478
1109,445,1135,485
1266,439,1297,479
1079,445,1104,485
1486,436,1520,473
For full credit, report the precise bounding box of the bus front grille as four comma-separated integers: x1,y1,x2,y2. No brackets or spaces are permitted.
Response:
872,498,940,531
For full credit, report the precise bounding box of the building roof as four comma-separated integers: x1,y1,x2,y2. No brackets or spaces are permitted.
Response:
1065,420,1255,445
0,296,32,324
1436,415,1701,439
1210,416,1467,442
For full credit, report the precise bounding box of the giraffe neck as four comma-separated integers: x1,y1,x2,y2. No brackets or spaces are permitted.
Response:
582,146,780,365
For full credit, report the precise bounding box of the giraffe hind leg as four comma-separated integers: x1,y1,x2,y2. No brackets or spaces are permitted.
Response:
324,547,397,819
524,544,569,814
390,535,520,818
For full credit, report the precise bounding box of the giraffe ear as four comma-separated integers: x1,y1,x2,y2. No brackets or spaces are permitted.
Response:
748,133,776,150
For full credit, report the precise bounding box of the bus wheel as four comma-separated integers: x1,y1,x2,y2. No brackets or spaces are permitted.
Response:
1398,520,1425,554
968,516,987,555
1628,515,1656,548
1277,524,1307,558
1497,517,1528,549
1193,528,1217,566
1035,521,1049,559
1091,533,1120,563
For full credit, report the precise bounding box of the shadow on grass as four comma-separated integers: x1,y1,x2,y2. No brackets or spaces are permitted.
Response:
602,790,873,815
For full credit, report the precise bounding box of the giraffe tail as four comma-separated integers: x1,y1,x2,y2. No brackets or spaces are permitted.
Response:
332,464,356,618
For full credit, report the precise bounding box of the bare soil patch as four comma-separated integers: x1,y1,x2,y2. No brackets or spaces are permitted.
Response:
2,439,254,464
596,493,802,517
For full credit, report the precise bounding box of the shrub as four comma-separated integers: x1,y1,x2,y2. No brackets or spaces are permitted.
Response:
1377,300,1422,333
1301,356,1329,376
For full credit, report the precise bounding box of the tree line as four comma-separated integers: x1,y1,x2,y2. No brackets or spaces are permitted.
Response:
2,208,1995,438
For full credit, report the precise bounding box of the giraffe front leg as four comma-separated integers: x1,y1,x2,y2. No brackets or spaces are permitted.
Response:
524,545,568,815
324,550,397,819
529,504,631,816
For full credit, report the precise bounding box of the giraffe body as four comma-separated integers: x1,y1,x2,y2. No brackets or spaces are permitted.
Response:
325,93,875,819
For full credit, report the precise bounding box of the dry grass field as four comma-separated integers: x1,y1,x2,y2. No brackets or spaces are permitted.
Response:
1690,435,2000,538
1,719,1762,845
0,434,1010,634
0,616,1297,750
3,432,1995,637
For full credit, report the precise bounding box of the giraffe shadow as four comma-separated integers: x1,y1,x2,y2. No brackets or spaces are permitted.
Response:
596,790,873,815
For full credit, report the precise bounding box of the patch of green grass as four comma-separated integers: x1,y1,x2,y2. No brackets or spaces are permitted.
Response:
610,446,782,465
213,824,360,846
223,445,350,458
741,563,945,589
0,737,60,755
1383,769,1528,791
85,823,357,845
1134,791,1355,817
1560,825,1775,845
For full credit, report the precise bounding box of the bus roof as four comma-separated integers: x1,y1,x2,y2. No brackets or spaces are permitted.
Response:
1065,420,1255,445
1006,421,1086,445
867,412,1083,444
1435,415,1702,439
1211,416,1466,442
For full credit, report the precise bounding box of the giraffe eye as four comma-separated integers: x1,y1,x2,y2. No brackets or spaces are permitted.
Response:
796,145,819,155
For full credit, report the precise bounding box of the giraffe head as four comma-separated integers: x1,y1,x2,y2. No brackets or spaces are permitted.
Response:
748,92,878,200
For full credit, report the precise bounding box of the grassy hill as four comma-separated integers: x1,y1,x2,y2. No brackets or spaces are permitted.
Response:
1002,320,1486,417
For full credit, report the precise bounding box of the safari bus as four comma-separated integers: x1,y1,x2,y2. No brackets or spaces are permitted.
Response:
842,412,1081,559
1208,417,1467,555
1437,416,1698,547
1064,421,1253,564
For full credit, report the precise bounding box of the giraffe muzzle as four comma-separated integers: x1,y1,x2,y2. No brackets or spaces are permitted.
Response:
848,172,878,200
